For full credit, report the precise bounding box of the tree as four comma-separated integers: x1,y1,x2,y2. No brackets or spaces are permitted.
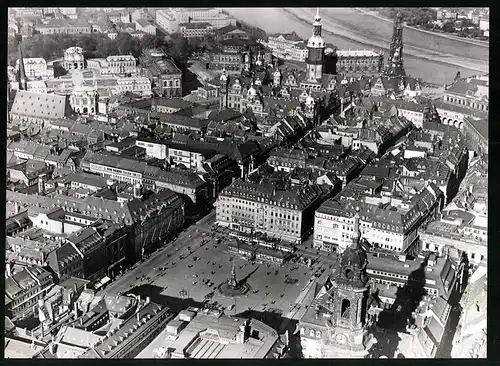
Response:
442,21,456,33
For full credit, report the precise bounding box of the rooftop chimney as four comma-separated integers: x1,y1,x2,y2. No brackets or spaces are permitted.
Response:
14,202,19,215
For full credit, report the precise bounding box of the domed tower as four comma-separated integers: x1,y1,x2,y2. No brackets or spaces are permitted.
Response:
64,47,86,71
306,8,326,82
385,12,406,77
328,211,373,358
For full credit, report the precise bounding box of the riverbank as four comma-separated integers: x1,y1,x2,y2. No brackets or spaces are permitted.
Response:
355,8,489,48
283,8,487,74
224,7,486,84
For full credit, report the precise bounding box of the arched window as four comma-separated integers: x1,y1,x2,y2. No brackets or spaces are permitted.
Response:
316,330,321,337
341,299,350,319
309,329,315,337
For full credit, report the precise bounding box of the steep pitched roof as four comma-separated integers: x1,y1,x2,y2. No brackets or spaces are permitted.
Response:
11,91,71,120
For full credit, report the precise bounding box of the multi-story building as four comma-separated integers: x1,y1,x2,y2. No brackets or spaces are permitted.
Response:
81,151,147,185
15,58,54,80
167,141,216,172
5,266,54,320
335,49,384,75
140,49,182,97
137,308,283,359
169,7,236,31
443,76,489,112
179,22,214,38
433,100,487,130
151,98,191,114
462,117,487,156
135,19,156,35
106,55,137,74
390,100,432,129
155,9,177,34
479,17,489,36
116,77,152,97
34,18,92,35
268,148,307,172
78,302,175,359
216,179,328,244
313,183,443,254
264,32,308,62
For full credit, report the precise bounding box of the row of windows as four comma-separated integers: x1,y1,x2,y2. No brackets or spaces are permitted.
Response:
162,80,180,88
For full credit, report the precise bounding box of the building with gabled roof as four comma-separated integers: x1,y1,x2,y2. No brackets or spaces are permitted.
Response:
314,182,443,254
10,91,72,123
5,266,54,320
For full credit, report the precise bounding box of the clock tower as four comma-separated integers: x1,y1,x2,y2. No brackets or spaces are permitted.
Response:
385,12,406,77
324,212,374,358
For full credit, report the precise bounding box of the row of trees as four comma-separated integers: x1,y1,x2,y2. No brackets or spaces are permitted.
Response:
377,7,438,27
8,31,213,68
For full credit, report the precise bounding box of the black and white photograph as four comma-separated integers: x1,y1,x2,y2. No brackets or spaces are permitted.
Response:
5,7,488,359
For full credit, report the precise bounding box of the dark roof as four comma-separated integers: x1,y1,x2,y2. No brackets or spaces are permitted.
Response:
209,109,242,122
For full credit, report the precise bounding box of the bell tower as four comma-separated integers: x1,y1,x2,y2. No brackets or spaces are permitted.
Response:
306,8,325,82
326,212,374,358
385,12,406,77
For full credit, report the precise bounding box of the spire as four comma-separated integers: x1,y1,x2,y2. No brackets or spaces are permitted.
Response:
18,44,27,91
351,211,361,249
315,8,321,21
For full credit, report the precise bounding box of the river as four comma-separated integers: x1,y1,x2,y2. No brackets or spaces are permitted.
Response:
224,7,489,85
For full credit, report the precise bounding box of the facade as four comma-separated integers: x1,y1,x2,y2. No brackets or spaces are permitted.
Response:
390,100,432,129
155,9,177,34
15,58,54,80
443,77,489,112
140,49,182,97
5,266,54,320
179,22,214,38
335,49,384,75
313,183,443,254
265,33,308,62
135,19,156,35
106,55,137,75
384,12,405,77
433,99,487,129
116,77,152,97
216,179,327,244
462,117,487,156
34,19,92,35
167,142,216,172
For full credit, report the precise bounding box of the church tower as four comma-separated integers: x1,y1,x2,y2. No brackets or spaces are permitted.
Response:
385,12,406,77
326,212,374,358
306,8,326,83
18,44,28,91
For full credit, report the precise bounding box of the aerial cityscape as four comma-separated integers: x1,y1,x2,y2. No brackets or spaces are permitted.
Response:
6,7,488,359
